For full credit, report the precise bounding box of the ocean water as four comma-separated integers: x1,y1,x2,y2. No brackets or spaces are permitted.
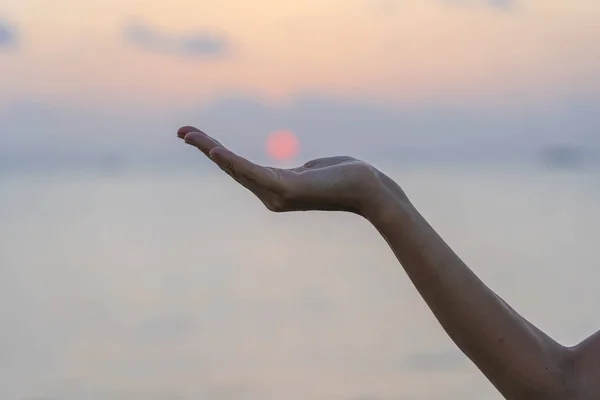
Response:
1,163,599,400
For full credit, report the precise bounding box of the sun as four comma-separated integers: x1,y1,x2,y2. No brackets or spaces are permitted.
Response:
265,130,300,161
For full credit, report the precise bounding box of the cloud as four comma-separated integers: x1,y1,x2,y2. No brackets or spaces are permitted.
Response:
365,0,514,13
123,21,230,59
487,0,513,7
0,20,17,48
437,0,514,9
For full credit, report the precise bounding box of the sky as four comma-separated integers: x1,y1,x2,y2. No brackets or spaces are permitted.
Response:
0,0,599,163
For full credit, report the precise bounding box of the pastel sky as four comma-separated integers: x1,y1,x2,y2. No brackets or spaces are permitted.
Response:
1,0,599,160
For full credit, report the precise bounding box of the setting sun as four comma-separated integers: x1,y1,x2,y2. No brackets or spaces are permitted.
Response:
265,130,299,161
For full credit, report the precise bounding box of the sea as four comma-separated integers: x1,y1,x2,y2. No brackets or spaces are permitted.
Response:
1,161,599,400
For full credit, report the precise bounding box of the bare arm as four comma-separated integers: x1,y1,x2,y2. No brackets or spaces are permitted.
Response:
363,178,576,399
570,331,600,398
177,126,599,399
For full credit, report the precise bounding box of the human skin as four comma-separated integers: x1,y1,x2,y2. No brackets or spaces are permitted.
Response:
177,126,600,400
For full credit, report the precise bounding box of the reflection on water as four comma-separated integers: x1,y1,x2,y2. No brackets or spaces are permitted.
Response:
1,164,599,400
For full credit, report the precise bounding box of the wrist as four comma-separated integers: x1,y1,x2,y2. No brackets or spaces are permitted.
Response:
360,171,413,225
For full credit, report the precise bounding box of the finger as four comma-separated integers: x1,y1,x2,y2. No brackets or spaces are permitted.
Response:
177,126,202,139
183,131,224,156
209,147,283,192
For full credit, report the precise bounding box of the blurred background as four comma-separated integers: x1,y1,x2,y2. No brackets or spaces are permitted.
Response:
1,0,599,399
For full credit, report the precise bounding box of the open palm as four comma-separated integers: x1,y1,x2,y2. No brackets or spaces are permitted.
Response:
177,126,383,214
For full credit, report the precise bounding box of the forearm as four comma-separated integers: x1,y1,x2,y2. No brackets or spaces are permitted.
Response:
364,178,573,398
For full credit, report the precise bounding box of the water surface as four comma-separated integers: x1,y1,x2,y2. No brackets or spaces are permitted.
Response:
1,164,599,400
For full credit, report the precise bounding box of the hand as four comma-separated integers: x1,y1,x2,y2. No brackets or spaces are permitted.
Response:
177,126,390,215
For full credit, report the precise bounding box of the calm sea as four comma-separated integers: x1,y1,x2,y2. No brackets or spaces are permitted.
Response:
1,163,599,400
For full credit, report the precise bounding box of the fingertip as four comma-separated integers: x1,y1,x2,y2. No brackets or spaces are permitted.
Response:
177,126,201,138
183,131,202,145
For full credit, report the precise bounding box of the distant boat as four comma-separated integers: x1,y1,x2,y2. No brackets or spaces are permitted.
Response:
540,145,584,168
